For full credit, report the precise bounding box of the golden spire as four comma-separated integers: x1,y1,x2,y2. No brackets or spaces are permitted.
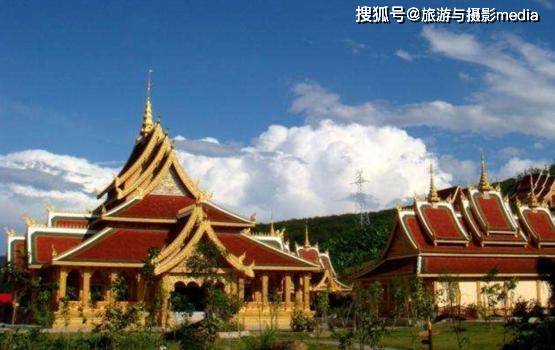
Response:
528,173,539,208
478,150,492,191
304,221,310,247
427,163,440,203
269,211,275,236
140,69,154,137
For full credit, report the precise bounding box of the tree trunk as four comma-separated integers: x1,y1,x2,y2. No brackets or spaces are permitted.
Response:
427,320,433,350
11,297,17,325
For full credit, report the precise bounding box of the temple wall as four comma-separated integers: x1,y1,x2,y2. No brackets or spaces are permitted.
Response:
513,281,538,304
459,281,478,305
539,281,551,306
434,279,551,309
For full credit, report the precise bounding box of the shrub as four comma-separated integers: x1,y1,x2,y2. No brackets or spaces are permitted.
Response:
512,300,529,318
528,301,544,319
465,303,479,319
290,310,315,332
331,328,355,350
240,328,277,350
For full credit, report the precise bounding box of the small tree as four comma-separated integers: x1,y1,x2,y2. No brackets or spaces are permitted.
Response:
479,269,502,324
352,282,387,350
497,277,517,346
0,262,57,326
141,247,164,328
438,275,469,350
409,278,436,350
314,291,330,345
176,240,243,350
97,273,142,332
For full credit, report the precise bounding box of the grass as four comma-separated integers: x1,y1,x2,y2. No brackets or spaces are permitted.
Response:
1,322,509,349
381,322,512,350
213,322,510,349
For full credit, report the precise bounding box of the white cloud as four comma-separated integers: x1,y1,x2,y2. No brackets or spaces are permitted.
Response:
495,157,549,180
343,39,366,54
291,28,555,139
395,49,413,62
458,72,473,82
0,150,116,231
534,142,544,150
175,120,451,221
438,156,478,186
498,147,526,160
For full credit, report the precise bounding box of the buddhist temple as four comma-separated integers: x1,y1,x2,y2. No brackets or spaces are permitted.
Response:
512,171,555,210
5,75,348,330
354,158,554,312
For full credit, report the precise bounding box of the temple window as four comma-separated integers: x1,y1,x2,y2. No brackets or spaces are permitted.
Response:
66,270,81,301
171,281,206,312
90,270,108,302
112,271,138,302
243,279,254,302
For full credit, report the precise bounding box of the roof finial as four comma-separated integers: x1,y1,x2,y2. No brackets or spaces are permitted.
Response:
427,163,440,203
269,210,275,236
478,150,492,191
528,173,539,208
140,69,154,136
304,221,310,247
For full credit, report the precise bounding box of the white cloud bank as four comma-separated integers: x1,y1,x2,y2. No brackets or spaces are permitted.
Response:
0,150,116,231
175,120,451,221
0,120,453,230
294,27,555,139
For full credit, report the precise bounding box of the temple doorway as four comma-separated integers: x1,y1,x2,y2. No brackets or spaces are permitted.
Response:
170,281,207,312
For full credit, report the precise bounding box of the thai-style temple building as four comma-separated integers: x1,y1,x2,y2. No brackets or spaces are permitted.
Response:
512,171,555,210
5,79,348,329
354,160,554,312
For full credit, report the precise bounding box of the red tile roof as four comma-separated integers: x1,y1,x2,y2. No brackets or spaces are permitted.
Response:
421,205,467,240
118,195,195,218
297,247,320,265
474,194,514,232
402,214,554,254
217,233,316,268
67,229,169,262
202,203,251,224
523,209,555,242
33,234,85,264
423,256,540,275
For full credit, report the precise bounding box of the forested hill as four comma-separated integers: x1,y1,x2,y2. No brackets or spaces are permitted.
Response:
256,210,395,275
255,174,534,276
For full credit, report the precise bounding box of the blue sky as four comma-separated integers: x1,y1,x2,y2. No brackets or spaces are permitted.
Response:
0,1,554,236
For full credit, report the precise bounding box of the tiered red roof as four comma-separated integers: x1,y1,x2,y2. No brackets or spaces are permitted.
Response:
512,172,555,208
520,207,555,245
417,203,468,243
217,233,317,268
61,229,169,263
471,192,515,233
357,177,555,281
31,233,86,264
118,195,195,218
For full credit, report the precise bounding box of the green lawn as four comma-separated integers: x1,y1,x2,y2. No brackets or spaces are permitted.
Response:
381,322,511,350
213,322,510,349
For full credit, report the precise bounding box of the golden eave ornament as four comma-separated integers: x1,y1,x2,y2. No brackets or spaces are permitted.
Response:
528,174,539,208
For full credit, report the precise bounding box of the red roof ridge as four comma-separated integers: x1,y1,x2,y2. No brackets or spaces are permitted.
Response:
233,232,321,268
